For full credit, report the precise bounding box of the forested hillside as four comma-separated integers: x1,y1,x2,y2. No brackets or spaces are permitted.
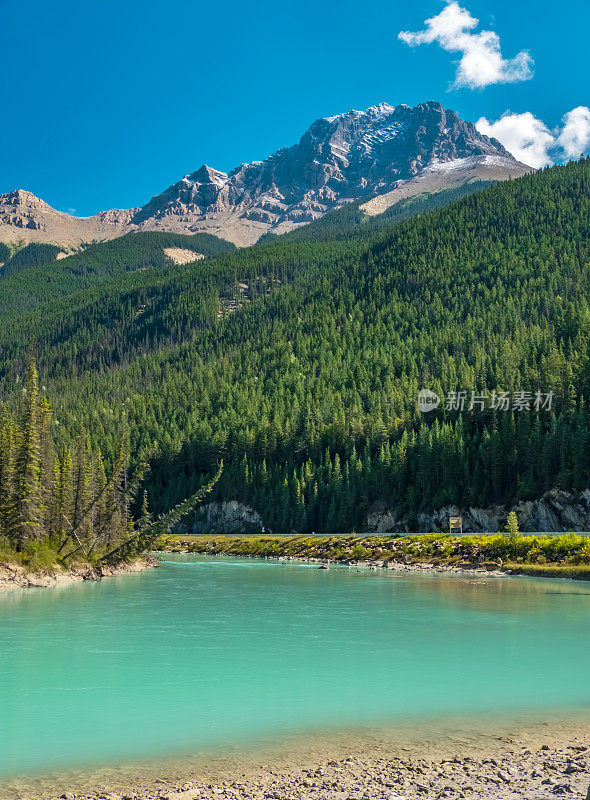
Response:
0,231,235,315
1,242,64,275
0,180,500,381
0,160,588,533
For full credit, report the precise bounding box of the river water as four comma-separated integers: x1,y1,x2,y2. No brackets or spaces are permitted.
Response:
2,555,589,778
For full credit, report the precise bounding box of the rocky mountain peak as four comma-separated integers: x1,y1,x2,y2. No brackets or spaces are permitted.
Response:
0,100,532,248
136,100,520,231
2,188,53,211
187,165,229,187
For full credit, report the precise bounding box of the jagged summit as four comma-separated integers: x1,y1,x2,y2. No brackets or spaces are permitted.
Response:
3,189,55,211
187,165,229,186
130,100,522,243
0,101,531,248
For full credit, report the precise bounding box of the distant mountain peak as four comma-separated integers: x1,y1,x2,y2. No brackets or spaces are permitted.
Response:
367,101,397,114
0,100,532,248
3,188,53,210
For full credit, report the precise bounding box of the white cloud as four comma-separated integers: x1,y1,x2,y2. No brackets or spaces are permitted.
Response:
475,107,590,168
557,106,590,159
476,112,554,168
399,1,533,89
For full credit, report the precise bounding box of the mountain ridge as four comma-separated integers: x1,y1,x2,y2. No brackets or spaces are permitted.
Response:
0,101,532,249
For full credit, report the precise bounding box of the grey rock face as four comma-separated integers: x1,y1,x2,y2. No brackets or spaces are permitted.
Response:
366,500,400,533
191,500,263,535
515,489,590,532
132,101,522,238
366,489,590,533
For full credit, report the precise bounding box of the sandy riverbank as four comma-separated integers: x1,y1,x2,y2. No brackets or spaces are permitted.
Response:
0,556,157,592
2,717,589,800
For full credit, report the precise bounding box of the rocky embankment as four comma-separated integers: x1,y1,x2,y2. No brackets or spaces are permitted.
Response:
190,500,263,534
0,557,156,592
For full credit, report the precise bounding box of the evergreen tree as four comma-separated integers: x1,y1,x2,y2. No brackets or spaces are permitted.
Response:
12,359,44,549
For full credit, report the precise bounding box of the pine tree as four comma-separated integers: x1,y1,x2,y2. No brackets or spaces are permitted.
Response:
56,446,73,546
13,359,44,550
0,409,16,538
139,489,151,530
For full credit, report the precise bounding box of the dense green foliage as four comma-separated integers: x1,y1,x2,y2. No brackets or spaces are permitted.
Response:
2,242,64,275
0,358,139,563
0,161,588,533
0,230,235,315
0,242,11,263
0,358,220,567
0,237,352,383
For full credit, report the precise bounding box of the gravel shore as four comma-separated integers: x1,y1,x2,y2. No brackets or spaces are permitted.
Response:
4,720,589,800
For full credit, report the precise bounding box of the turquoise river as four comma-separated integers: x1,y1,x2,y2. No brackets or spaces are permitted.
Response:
2,555,590,779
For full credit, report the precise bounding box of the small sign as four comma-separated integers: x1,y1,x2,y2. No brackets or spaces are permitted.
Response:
449,516,463,534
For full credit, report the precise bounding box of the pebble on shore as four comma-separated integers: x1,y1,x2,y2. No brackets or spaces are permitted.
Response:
8,733,589,800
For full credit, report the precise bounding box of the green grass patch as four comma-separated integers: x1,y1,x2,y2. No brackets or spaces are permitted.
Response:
506,563,590,579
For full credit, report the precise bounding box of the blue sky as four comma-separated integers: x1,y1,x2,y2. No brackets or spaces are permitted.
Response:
0,0,588,215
